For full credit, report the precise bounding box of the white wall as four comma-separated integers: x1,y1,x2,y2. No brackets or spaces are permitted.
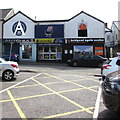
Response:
65,13,105,38
3,13,35,39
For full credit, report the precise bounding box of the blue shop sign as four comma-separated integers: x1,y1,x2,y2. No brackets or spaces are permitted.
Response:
35,24,64,38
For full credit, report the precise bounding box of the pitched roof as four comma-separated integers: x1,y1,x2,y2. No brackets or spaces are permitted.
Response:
3,11,35,23
112,21,120,31
4,10,105,24
36,11,105,24
0,8,13,20
68,11,105,23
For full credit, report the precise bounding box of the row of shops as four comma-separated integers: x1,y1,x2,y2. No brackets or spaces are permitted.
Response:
2,11,105,62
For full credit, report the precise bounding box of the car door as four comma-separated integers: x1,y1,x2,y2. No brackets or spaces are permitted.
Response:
82,55,91,66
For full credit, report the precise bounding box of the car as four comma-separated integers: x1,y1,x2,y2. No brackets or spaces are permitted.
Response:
101,69,120,113
101,53,120,78
0,58,19,80
67,54,107,67
2,53,19,62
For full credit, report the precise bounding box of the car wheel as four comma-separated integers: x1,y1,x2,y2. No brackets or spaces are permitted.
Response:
2,70,14,81
73,62,78,67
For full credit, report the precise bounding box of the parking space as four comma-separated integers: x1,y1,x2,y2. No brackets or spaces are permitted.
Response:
0,65,101,119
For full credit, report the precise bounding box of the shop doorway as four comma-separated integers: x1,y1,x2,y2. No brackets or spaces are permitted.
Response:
38,46,62,60
22,44,32,60
20,43,36,62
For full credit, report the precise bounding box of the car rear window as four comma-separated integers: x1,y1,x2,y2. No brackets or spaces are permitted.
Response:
103,59,112,64
116,60,120,66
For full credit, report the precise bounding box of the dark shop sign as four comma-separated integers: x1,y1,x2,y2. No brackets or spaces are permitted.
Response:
3,39,34,43
67,38,105,44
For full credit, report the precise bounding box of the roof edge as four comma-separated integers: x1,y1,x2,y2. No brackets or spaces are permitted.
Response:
3,10,35,23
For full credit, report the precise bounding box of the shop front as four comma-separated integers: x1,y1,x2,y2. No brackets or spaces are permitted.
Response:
62,38,105,62
35,38,64,61
3,11,35,61
3,39,36,62
35,24,64,61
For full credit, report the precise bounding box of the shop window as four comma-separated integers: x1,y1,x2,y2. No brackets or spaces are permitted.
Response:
51,46,56,52
78,23,87,37
44,46,49,52
22,45,32,59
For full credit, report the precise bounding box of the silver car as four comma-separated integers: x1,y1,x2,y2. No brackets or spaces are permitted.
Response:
0,58,19,80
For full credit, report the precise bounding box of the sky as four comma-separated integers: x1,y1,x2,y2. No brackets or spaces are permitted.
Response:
0,0,120,28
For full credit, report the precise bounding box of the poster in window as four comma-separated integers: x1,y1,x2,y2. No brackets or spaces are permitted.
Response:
95,47,103,55
78,23,87,37
74,45,93,58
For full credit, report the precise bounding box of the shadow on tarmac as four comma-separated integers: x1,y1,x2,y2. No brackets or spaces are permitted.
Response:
98,109,120,120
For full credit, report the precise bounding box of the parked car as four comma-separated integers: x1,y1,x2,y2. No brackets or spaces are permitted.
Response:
101,57,120,78
0,58,19,80
101,69,120,113
2,53,19,62
67,54,107,67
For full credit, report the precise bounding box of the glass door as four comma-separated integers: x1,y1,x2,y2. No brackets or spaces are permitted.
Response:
38,46,62,60
22,45,32,60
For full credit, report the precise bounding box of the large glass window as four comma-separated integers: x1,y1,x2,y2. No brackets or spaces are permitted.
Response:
38,46,62,60
74,45,93,58
22,45,32,59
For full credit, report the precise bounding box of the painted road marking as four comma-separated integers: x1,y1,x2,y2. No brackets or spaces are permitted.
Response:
44,107,94,118
44,73,98,93
0,73,42,94
1,72,99,118
13,79,92,88
32,78,94,115
7,90,26,120
93,80,102,118
0,85,98,103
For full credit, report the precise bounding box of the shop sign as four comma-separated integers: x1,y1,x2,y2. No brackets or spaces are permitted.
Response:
3,39,34,43
12,21,27,36
35,39,64,44
35,24,64,38
38,44,61,46
67,38,104,44
35,39,54,43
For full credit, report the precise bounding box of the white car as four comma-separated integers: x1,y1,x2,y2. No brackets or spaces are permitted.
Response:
0,58,19,80
101,57,120,78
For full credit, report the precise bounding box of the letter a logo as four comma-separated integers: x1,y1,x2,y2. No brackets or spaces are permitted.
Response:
12,21,27,36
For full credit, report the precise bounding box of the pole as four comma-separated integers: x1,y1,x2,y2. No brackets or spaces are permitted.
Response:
9,43,13,61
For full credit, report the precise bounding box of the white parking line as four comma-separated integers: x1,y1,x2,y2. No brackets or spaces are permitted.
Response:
0,73,42,94
93,80,102,118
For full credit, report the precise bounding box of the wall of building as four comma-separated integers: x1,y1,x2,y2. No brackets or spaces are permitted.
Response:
3,13,35,39
65,13,105,38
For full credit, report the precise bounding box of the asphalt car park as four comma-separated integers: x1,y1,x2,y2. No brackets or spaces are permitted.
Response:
0,62,119,119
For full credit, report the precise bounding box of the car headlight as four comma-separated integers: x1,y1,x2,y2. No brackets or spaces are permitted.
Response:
104,82,120,94
68,60,71,62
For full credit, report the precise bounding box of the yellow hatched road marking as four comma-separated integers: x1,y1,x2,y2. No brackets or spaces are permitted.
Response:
7,90,26,120
14,84,40,88
44,73,98,93
44,107,94,118
0,86,98,103
32,78,93,114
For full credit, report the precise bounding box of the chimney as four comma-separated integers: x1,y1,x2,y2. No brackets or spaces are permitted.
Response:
105,23,108,28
